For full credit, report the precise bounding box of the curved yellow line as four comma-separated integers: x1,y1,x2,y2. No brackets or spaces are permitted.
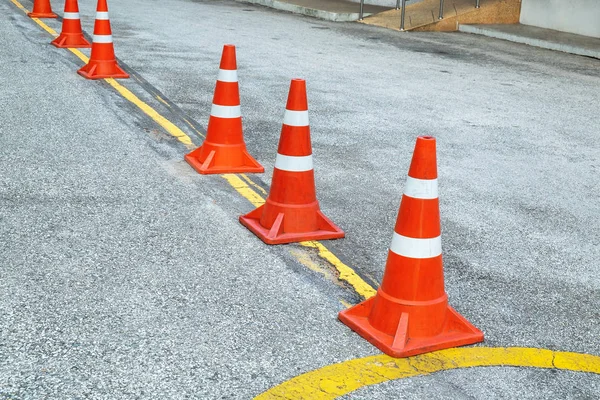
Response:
255,347,600,399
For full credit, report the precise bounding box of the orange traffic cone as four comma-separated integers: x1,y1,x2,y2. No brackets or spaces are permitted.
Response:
51,0,91,48
184,45,263,174
339,136,483,358
239,79,345,245
28,0,57,18
77,0,129,79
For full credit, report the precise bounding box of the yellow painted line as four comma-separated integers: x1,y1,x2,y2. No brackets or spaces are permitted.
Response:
32,18,58,36
300,241,377,299
9,0,26,12
222,173,376,299
240,173,268,195
256,347,600,399
69,48,89,64
11,0,375,301
222,174,266,207
11,0,195,150
104,78,195,148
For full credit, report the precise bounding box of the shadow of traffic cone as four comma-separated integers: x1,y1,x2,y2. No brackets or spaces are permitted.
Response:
51,0,91,48
28,0,57,18
338,136,483,358
77,0,129,79
239,79,344,245
184,45,263,174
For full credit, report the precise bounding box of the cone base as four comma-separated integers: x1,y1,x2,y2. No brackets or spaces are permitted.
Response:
28,12,57,18
51,34,92,48
239,206,345,245
77,61,130,80
339,297,484,358
184,147,264,175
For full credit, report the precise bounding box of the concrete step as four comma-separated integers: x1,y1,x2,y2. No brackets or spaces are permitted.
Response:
235,0,393,22
459,23,600,59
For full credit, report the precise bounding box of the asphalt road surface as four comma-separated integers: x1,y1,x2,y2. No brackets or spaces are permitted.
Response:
1,0,599,398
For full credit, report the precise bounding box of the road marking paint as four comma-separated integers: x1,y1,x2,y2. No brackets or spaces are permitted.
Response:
155,95,170,107
222,174,265,207
10,0,195,150
12,0,375,303
255,347,600,399
31,17,58,37
240,174,268,195
13,5,600,395
105,79,195,148
300,241,376,299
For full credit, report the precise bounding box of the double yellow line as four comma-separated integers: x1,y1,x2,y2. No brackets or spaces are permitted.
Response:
11,0,376,300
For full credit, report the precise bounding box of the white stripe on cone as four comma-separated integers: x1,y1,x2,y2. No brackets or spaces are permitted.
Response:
217,69,238,83
283,110,309,127
275,154,313,172
93,34,113,43
63,12,80,19
404,176,438,200
210,104,241,119
390,233,442,259
96,11,109,20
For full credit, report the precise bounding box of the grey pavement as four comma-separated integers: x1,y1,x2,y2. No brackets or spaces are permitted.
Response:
1,0,600,398
235,0,392,22
460,23,600,60
0,2,375,399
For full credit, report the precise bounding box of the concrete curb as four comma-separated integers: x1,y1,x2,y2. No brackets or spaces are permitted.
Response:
459,24,600,60
235,0,370,22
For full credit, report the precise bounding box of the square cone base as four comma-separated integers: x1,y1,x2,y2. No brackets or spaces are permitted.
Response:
239,206,345,245
184,149,264,175
77,62,129,80
52,35,92,49
339,297,484,358
28,12,57,18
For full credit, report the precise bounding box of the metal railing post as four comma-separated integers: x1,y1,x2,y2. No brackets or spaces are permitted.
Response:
438,0,444,19
359,0,364,20
396,0,401,10
400,0,407,30
476,0,480,8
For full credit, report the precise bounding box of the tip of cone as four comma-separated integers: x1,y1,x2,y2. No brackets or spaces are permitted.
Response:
65,0,80,12
408,136,438,179
286,79,308,111
220,45,237,70
96,0,108,12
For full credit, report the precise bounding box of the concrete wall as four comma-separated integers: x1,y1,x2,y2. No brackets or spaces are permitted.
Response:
520,0,600,38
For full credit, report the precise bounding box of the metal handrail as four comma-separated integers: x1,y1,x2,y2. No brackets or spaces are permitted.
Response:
359,0,477,31
399,0,407,30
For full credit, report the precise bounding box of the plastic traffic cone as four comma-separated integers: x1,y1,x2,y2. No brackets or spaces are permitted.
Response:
339,136,483,358
184,45,263,174
51,0,91,48
239,79,344,245
77,0,129,79
28,0,57,18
